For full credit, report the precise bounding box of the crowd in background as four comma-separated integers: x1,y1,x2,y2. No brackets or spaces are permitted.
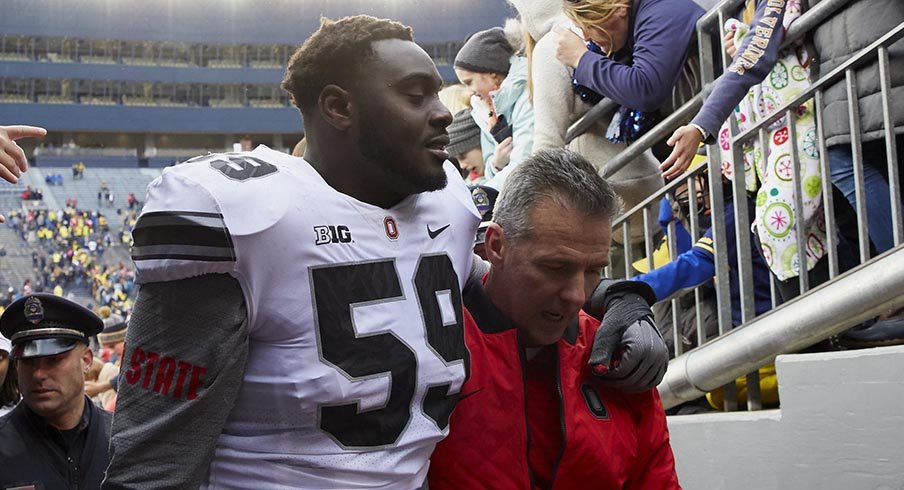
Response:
2,207,136,319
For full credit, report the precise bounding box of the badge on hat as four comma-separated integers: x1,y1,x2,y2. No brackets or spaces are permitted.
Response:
472,187,491,216
24,296,44,325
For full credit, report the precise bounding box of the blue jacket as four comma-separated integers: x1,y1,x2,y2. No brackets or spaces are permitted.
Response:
692,0,788,140
572,0,704,112
634,194,772,327
474,55,534,187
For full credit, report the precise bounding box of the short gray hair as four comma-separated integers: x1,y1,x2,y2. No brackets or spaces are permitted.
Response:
493,148,621,242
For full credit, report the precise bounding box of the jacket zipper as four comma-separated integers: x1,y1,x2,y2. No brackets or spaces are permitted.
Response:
517,335,538,489
547,349,567,488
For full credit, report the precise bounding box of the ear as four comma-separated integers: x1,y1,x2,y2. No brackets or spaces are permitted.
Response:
484,223,507,268
616,6,629,19
82,346,93,372
318,84,355,131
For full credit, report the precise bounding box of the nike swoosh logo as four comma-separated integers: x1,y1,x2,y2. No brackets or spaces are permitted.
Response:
427,224,451,239
458,388,483,402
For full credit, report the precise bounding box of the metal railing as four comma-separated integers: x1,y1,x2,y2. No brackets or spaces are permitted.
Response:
569,0,903,410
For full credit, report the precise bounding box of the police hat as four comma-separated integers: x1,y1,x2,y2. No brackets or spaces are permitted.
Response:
97,314,128,345
0,294,103,360
469,185,499,246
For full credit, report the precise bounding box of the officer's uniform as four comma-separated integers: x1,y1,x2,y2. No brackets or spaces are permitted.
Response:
0,293,112,490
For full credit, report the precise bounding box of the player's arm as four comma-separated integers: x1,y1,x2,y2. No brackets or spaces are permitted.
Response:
103,273,249,489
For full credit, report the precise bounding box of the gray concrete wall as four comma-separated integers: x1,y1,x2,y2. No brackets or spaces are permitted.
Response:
667,345,904,490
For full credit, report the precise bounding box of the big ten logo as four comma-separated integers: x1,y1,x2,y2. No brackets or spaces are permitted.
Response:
314,225,353,245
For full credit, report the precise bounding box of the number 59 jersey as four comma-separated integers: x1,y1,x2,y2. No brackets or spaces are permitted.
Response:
132,146,481,489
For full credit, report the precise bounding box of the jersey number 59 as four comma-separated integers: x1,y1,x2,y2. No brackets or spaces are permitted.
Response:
310,255,468,448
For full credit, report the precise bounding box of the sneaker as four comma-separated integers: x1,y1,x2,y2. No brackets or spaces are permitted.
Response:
838,315,904,349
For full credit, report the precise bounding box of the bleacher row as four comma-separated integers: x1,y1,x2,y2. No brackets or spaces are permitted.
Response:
0,92,291,108
21,166,160,229
0,37,461,70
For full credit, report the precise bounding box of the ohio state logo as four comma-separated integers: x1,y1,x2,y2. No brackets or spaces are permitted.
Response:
383,216,399,240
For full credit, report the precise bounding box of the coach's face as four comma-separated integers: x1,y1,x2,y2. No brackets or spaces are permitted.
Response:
355,39,454,200
486,197,611,347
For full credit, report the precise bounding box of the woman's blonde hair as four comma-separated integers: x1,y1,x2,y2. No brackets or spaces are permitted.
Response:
562,0,630,56
438,84,473,114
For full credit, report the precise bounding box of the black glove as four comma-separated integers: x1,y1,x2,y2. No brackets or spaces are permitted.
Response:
584,279,668,393
595,318,668,392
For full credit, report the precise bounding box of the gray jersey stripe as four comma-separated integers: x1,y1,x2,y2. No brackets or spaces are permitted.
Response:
131,244,236,261
134,214,227,229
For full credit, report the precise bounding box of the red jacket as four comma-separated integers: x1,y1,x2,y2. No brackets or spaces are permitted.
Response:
429,282,680,490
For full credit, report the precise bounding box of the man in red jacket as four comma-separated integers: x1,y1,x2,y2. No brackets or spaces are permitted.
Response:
430,149,680,489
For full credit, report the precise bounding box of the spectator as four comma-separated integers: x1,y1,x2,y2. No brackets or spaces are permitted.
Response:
556,0,704,154
0,294,111,489
72,161,85,180
429,149,676,489
0,332,18,417
510,0,660,249
812,0,904,255
438,83,472,114
662,0,790,175
454,24,534,189
85,316,126,410
20,185,42,201
127,192,137,210
447,108,486,183
632,172,772,328
661,1,838,296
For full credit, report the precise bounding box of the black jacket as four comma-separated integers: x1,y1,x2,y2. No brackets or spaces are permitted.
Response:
0,396,112,490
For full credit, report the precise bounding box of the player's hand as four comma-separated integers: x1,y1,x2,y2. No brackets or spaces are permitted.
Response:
661,125,703,181
0,125,45,184
723,30,738,58
491,137,513,171
594,318,668,393
584,279,666,392
552,25,588,68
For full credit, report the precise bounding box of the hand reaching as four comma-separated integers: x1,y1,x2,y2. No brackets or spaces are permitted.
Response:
660,125,703,181
0,125,46,184
0,125,46,223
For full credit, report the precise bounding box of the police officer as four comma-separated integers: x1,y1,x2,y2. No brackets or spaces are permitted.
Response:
0,293,111,490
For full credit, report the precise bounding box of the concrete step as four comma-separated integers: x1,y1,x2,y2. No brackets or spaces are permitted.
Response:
668,345,904,489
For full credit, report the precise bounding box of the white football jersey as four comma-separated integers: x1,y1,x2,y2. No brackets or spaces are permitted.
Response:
132,146,481,489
